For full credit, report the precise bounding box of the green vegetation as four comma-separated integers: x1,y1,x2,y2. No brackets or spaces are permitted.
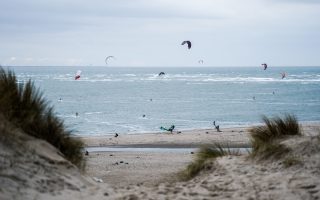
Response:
179,144,239,181
283,156,301,168
249,114,301,160
0,67,85,169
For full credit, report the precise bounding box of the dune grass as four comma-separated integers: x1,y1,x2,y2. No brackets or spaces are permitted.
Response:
249,114,301,160
179,144,239,181
0,67,85,169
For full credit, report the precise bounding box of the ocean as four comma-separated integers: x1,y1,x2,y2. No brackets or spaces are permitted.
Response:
8,66,320,136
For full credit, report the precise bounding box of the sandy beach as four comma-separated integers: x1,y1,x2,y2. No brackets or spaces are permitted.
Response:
1,122,319,200
80,126,252,148
81,122,320,188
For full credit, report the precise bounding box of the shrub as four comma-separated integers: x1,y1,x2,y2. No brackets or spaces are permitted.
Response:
249,114,301,159
179,144,239,181
0,67,85,169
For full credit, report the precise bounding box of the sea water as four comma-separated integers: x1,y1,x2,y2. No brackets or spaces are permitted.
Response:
8,66,320,136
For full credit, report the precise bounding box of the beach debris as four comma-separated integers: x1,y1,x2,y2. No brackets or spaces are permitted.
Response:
120,161,124,164
181,40,192,49
206,131,209,134
160,125,175,133
281,72,287,79
190,152,194,154
92,177,103,183
113,162,119,165
85,151,89,156
158,72,165,76
213,121,222,132
109,154,113,156
261,63,267,70
105,56,115,65
74,70,81,80
114,133,119,138
125,162,129,164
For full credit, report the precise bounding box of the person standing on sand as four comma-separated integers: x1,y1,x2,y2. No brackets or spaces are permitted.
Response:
213,121,222,132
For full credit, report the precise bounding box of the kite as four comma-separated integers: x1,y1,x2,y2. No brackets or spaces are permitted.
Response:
261,63,267,70
181,40,191,49
75,70,81,80
105,56,115,65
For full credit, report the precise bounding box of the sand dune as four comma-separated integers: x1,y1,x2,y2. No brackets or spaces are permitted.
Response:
1,123,319,199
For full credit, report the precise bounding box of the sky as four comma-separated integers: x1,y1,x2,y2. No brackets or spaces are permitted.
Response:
1,0,320,67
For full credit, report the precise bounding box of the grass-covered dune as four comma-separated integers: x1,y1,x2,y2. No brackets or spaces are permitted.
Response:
0,67,85,169
179,114,307,180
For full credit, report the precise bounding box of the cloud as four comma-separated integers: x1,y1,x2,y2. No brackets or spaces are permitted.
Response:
0,0,319,66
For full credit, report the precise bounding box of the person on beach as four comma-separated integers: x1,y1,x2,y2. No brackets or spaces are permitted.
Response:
213,121,222,132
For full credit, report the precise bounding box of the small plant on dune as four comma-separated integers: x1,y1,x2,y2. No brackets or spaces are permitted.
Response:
179,144,239,181
249,114,301,160
283,156,302,168
0,67,85,169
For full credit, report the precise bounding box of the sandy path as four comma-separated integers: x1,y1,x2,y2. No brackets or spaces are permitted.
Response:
84,151,194,188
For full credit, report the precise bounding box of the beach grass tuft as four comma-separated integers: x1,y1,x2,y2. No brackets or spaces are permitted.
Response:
179,143,239,181
249,114,301,160
0,67,85,169
283,156,302,168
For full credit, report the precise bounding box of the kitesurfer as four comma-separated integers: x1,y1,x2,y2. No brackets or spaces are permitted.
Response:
158,72,165,76
213,121,221,132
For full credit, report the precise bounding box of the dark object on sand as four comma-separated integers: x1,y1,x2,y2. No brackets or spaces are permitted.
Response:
114,133,119,137
85,151,89,156
190,152,194,154
160,125,175,133
213,121,222,132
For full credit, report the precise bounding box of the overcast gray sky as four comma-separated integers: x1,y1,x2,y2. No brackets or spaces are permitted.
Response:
1,0,319,67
